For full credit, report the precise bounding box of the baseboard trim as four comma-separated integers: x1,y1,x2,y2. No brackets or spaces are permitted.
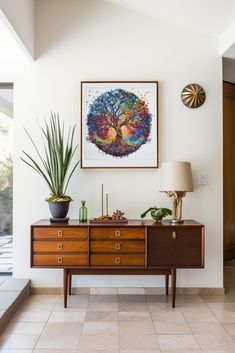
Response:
30,286,225,295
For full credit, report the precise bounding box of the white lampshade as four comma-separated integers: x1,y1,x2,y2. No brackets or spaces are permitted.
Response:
160,161,193,192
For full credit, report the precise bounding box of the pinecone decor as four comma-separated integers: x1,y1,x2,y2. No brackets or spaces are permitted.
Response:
112,210,126,220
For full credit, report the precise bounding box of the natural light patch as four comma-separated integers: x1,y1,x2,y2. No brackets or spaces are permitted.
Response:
0,112,13,235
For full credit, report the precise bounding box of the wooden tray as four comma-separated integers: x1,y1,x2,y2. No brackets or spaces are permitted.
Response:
90,218,128,224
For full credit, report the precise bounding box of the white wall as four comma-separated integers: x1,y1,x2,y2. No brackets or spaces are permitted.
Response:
223,57,235,83
10,0,222,288
0,0,34,60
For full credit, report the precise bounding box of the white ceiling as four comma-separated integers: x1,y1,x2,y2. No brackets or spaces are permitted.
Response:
105,0,235,38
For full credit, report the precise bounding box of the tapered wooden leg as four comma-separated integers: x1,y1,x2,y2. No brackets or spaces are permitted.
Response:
171,268,176,308
165,274,169,296
63,269,68,308
68,274,72,295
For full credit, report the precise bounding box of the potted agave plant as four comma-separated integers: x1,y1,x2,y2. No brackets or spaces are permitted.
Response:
21,112,79,222
140,207,172,223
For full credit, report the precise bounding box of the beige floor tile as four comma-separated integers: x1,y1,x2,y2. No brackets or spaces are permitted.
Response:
12,311,51,323
146,295,171,303
148,303,181,312
212,311,235,323
119,321,155,334
59,294,89,303
189,322,227,335
87,302,118,311
207,302,235,314
151,311,186,322
78,334,119,351
154,322,191,334
119,302,148,311
3,322,45,335
158,335,199,350
48,311,86,322
118,288,145,295
195,334,235,350
223,322,235,335
120,334,159,350
120,350,161,353
119,295,147,303
175,295,203,303
19,298,56,312
161,348,202,353
200,294,232,303
0,335,39,350
53,301,88,312
85,311,118,322
34,351,76,353
82,322,118,335
78,350,118,353
35,322,81,349
88,294,118,302
119,311,152,322
0,349,33,353
181,307,218,322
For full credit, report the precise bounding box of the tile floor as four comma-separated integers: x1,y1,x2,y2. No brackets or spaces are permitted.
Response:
0,263,235,353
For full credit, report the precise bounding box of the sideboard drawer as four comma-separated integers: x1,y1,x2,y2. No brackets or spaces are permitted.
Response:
33,254,88,266
90,254,145,266
33,240,88,253
90,240,145,253
90,227,145,240
148,227,204,267
33,227,88,240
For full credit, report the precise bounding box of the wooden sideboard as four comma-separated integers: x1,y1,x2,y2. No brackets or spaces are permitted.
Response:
31,219,204,308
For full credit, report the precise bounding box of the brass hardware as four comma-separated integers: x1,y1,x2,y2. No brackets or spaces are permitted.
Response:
172,231,176,239
115,243,121,250
58,256,63,264
115,230,121,237
57,243,63,250
181,83,206,109
115,257,120,264
57,230,63,237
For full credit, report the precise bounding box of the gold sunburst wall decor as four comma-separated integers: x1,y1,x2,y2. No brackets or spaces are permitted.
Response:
181,83,206,108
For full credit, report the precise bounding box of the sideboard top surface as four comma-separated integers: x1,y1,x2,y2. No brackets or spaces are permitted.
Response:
32,219,203,227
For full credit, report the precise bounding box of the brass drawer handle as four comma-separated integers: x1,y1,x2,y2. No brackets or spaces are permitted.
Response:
172,231,176,239
115,243,121,250
57,256,63,264
57,243,63,250
115,257,120,264
58,230,63,237
115,230,121,237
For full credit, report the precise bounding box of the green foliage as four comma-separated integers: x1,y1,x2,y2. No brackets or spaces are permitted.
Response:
0,158,13,214
21,112,79,200
140,207,172,220
46,195,73,202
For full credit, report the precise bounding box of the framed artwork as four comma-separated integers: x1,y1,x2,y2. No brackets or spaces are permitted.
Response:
81,81,158,168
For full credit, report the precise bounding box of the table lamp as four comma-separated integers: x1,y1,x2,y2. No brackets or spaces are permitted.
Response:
160,161,193,223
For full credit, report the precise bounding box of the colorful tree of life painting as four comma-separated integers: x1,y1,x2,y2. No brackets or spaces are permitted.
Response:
87,89,152,158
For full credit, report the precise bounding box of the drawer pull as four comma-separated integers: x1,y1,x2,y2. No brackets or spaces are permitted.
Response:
57,230,63,237
115,230,121,237
57,243,63,250
172,231,176,239
57,256,63,264
115,257,120,264
115,243,121,250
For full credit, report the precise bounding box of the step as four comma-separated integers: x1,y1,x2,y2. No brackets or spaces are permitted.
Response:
0,278,30,332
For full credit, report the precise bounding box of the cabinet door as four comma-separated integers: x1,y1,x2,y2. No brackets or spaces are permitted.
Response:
148,227,204,268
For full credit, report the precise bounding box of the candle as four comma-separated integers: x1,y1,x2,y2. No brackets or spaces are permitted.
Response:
101,184,104,216
106,193,109,216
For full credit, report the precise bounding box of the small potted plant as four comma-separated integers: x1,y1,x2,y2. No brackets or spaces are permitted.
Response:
21,112,79,222
140,207,172,222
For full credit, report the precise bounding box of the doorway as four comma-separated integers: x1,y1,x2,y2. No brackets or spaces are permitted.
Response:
0,83,13,275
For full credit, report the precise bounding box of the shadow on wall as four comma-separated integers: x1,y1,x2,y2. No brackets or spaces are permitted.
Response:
35,0,116,58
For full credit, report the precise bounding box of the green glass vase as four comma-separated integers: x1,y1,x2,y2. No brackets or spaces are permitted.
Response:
79,200,87,223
